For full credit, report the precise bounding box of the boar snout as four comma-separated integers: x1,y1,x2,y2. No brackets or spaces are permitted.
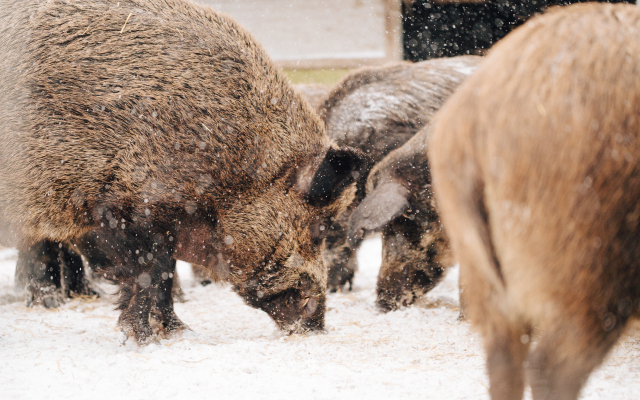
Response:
252,276,326,334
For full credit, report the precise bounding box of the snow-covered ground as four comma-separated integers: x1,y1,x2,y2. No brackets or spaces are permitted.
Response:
1,235,640,399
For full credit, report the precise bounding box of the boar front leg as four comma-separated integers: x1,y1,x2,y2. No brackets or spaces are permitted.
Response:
149,258,188,336
77,228,187,344
117,253,186,343
325,213,359,292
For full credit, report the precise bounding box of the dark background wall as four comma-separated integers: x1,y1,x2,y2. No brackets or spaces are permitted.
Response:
403,0,636,61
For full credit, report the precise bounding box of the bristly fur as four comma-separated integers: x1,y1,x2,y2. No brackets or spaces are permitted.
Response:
1,0,363,344
430,4,640,400
317,56,481,291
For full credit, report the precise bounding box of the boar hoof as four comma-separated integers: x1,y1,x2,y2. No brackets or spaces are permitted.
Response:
118,318,154,345
327,265,355,293
43,295,62,309
376,297,399,313
150,309,189,338
26,285,65,308
71,283,100,300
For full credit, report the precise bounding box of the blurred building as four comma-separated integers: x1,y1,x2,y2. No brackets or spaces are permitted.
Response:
196,0,403,69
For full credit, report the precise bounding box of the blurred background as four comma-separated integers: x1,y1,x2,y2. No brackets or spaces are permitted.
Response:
196,0,637,85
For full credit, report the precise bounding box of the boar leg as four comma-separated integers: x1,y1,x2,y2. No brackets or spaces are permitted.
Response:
57,243,98,298
115,250,187,344
16,241,64,308
170,267,187,302
527,314,626,400
325,215,359,292
465,270,530,400
76,229,186,344
150,258,188,336
484,318,530,400
325,242,358,292
192,263,213,286
16,240,98,307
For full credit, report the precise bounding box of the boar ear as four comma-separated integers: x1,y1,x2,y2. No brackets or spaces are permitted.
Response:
299,147,365,207
347,181,409,244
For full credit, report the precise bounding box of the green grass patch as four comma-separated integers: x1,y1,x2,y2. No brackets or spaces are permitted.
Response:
283,68,351,86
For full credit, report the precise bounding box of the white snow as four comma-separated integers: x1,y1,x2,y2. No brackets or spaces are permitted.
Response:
1,236,640,399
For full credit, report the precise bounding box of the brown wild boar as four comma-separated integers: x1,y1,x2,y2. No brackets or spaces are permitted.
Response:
430,3,640,400
348,123,454,311
0,0,363,344
318,56,481,291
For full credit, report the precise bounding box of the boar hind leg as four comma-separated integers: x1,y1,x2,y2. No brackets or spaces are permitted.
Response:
484,316,530,400
465,267,529,400
192,263,213,286
16,241,64,308
170,267,187,302
16,241,97,308
527,315,626,400
58,243,98,299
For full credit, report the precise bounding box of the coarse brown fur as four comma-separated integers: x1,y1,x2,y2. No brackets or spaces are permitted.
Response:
348,124,454,311
430,4,640,400
1,0,363,344
318,56,481,291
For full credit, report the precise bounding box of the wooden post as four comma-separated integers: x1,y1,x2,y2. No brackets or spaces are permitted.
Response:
384,0,404,62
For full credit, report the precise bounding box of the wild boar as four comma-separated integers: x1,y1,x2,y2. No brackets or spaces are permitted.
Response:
348,123,454,311
1,0,363,344
430,3,640,400
318,56,481,291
